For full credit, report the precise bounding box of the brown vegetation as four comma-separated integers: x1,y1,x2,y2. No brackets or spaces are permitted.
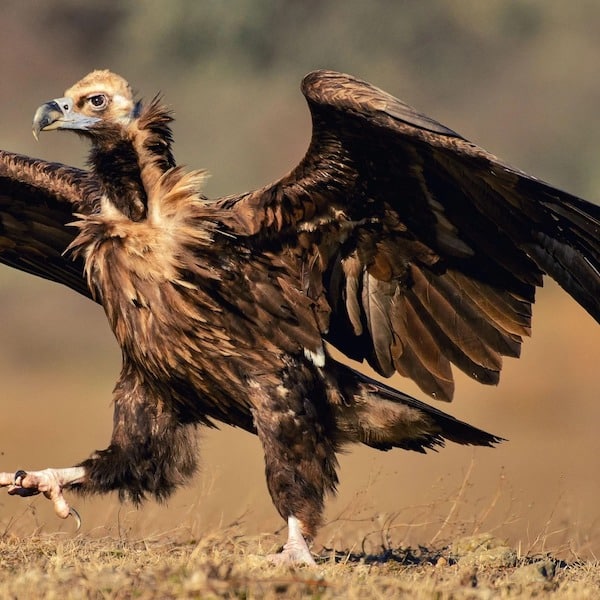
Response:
0,530,598,599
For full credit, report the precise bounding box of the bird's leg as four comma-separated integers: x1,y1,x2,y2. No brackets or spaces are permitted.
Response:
251,370,339,567
0,370,198,532
0,466,86,526
267,515,316,566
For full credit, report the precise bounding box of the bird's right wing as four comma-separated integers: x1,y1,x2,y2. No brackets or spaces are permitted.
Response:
0,150,100,300
220,70,600,402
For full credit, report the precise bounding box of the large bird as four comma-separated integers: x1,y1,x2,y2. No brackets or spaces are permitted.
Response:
0,70,598,565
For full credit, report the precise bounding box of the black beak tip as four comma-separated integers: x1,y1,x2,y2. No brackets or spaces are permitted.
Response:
32,100,63,140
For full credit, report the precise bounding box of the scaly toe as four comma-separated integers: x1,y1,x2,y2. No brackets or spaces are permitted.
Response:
267,541,317,566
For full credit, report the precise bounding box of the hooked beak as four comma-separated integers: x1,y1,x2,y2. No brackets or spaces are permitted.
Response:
32,97,101,140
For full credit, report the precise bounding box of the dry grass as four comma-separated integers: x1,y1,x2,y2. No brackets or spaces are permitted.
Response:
0,529,598,599
1,474,598,600
3,377,597,600
0,462,600,600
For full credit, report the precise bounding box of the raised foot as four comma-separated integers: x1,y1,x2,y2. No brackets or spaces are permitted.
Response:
267,515,317,567
0,467,86,527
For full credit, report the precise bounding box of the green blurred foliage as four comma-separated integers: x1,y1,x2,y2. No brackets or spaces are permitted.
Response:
4,0,600,198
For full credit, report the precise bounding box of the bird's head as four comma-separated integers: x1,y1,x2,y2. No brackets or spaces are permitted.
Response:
32,70,139,140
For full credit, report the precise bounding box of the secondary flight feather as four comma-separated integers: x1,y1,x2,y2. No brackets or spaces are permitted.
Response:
0,70,598,565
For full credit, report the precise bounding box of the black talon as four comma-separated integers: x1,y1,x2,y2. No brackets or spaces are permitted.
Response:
9,470,40,497
14,470,27,484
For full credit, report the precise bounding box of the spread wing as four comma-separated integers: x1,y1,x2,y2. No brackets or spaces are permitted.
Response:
224,70,600,401
0,150,100,299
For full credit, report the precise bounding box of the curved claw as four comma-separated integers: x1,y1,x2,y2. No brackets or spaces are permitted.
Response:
68,506,82,531
14,470,28,485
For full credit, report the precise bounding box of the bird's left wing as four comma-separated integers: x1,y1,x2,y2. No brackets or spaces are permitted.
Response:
220,70,600,402
0,150,100,299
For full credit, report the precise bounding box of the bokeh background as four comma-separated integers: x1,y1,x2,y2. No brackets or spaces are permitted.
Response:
1,1,598,558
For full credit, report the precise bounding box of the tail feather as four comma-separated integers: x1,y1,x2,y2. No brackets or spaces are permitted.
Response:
328,362,503,453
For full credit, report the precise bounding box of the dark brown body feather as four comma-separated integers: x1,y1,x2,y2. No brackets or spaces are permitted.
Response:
0,70,598,542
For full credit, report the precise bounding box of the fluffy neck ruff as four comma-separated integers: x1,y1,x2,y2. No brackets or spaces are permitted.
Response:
86,97,177,222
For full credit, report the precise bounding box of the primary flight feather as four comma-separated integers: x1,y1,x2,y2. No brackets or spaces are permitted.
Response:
0,70,598,565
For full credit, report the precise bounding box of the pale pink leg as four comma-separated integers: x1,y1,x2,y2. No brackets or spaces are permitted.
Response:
267,516,316,566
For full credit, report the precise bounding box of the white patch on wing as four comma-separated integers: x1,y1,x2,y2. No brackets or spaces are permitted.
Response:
304,345,325,367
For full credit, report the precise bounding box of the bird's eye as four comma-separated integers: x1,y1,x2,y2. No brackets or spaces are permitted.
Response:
87,94,108,110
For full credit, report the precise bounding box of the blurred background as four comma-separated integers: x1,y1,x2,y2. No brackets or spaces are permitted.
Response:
0,1,598,558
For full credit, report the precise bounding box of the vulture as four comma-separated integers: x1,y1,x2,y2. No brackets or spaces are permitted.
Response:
0,70,599,565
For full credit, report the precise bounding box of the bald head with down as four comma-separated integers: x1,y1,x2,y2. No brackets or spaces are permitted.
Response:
32,70,139,139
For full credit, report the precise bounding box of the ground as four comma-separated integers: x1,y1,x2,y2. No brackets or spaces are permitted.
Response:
0,531,598,599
